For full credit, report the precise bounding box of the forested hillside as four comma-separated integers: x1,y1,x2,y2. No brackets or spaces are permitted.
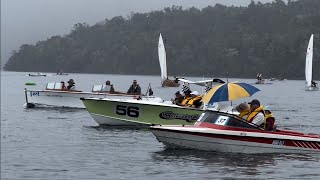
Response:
4,0,320,79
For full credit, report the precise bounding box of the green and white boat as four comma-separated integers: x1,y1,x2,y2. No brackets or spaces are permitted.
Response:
81,98,205,126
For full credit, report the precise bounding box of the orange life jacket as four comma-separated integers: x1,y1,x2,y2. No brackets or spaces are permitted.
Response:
181,97,193,106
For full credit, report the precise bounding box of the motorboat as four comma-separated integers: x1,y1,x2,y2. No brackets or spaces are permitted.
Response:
28,73,47,77
80,78,228,126
158,33,180,87
305,34,319,91
24,82,161,108
151,110,320,153
81,97,205,126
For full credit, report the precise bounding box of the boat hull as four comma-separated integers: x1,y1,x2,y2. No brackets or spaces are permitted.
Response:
161,79,180,87
81,98,203,126
151,126,320,154
24,89,159,108
305,86,319,91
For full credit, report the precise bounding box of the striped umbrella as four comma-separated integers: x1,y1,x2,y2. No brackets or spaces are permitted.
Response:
202,82,260,104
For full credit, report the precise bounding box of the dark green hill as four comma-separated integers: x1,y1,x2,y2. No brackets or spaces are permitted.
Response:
4,0,320,79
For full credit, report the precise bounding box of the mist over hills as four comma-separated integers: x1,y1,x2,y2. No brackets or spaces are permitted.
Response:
3,0,320,80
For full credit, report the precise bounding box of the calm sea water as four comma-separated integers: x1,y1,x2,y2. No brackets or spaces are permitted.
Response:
1,71,320,180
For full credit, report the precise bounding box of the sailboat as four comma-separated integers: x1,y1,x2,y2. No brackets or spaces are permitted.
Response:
158,33,180,87
305,34,319,91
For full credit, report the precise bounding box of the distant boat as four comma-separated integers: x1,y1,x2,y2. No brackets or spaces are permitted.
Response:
158,33,180,87
55,70,68,76
24,82,162,108
305,34,319,91
28,73,46,77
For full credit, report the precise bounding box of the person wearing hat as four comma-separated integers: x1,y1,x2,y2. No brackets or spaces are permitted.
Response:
235,103,250,119
67,79,75,90
103,80,115,92
186,91,203,108
172,91,184,105
127,80,141,94
246,99,265,127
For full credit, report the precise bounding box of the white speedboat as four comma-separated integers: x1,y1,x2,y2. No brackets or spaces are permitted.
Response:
151,110,320,154
28,73,47,77
24,82,160,108
305,34,319,91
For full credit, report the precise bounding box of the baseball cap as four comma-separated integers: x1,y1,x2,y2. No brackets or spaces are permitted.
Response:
190,91,199,96
248,99,260,106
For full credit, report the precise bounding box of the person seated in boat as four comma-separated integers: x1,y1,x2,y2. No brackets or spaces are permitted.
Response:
172,91,184,105
61,81,66,90
103,80,115,92
186,91,203,108
180,90,192,106
311,80,318,87
67,79,75,90
235,103,250,119
247,99,266,127
127,80,141,94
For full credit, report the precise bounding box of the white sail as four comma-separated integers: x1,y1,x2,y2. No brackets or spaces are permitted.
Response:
158,33,167,80
305,34,313,87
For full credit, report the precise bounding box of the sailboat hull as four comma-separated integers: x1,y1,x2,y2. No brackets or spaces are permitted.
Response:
161,79,180,87
305,86,319,91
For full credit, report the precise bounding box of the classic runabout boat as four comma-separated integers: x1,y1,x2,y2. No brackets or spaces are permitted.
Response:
151,110,320,154
81,97,206,126
24,82,161,108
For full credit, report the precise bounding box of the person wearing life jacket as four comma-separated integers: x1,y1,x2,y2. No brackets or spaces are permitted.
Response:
235,103,250,119
186,91,203,108
180,90,192,106
247,99,266,128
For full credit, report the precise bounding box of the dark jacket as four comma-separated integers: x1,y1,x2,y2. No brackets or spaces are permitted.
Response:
127,84,141,94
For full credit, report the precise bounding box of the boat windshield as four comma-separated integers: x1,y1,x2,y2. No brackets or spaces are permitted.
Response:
46,82,62,90
198,111,258,129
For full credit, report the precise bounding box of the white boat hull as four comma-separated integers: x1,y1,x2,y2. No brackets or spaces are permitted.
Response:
305,86,319,91
24,89,160,108
151,128,320,154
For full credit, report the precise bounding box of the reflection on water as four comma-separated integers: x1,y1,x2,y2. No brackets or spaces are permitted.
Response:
152,149,320,178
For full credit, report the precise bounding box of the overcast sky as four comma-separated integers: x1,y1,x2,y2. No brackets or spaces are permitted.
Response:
1,0,273,64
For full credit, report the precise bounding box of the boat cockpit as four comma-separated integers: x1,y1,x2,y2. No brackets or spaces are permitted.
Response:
195,110,264,130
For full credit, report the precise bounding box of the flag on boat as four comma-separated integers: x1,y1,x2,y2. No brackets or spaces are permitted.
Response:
182,83,190,93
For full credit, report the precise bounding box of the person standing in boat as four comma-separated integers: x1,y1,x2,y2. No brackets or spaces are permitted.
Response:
67,79,75,90
103,80,115,92
127,80,141,94
247,99,265,127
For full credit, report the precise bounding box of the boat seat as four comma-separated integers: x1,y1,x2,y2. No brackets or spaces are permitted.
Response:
265,117,275,131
